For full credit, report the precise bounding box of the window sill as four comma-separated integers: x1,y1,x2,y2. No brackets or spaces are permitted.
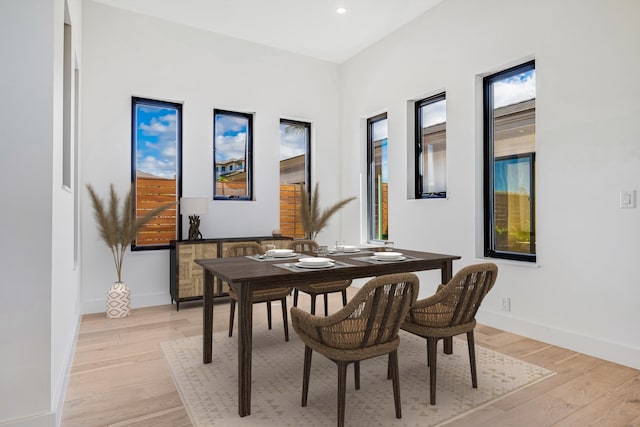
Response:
474,257,540,269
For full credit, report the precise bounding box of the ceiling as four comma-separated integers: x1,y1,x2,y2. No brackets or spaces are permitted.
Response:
92,0,444,63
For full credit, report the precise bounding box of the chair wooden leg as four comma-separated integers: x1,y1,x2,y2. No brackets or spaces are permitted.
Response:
426,341,430,367
337,361,348,427
281,297,289,342
267,301,273,330
302,346,312,407
467,331,477,388
354,361,360,390
341,289,347,307
310,295,317,315
293,288,299,307
324,293,329,316
444,337,453,354
228,300,236,337
389,349,402,418
387,354,392,380
427,337,438,405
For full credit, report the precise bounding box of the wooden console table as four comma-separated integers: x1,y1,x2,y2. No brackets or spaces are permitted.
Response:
169,236,292,310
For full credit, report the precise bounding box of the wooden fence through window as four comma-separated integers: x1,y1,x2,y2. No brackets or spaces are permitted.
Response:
280,184,304,238
135,176,177,246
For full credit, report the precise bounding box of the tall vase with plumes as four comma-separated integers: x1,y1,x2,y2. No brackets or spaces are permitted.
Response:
106,282,131,318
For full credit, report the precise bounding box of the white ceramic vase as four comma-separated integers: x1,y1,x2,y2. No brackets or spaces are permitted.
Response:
106,282,131,318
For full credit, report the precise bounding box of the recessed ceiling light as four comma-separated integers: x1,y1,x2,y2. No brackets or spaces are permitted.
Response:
336,7,347,14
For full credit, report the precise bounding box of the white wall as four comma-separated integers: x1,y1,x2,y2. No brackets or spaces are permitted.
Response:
51,0,84,423
339,0,640,369
0,0,83,425
81,2,341,313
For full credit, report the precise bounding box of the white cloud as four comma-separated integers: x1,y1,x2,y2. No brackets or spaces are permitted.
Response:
372,119,387,142
138,155,176,179
421,99,446,127
215,133,247,161
494,71,536,108
216,114,248,135
279,126,306,160
163,145,177,157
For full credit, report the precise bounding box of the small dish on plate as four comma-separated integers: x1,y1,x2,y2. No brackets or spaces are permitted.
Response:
342,245,360,253
372,251,405,261
296,257,335,269
295,261,335,269
272,249,295,257
298,257,333,266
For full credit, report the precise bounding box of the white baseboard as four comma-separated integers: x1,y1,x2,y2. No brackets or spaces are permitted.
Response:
477,308,640,370
52,313,82,427
0,412,56,427
82,292,173,314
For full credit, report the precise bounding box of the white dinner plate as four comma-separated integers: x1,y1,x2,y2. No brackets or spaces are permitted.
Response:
272,249,295,257
298,257,332,266
342,246,360,252
372,251,403,259
372,255,406,262
271,252,297,258
294,262,335,269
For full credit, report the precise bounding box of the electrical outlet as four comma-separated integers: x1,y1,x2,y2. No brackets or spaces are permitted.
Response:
620,190,636,208
502,297,511,312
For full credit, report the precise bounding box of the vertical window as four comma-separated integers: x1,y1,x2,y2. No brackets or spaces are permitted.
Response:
279,119,310,238
131,97,182,249
416,93,447,198
367,113,388,241
214,109,253,200
62,22,72,189
484,61,536,262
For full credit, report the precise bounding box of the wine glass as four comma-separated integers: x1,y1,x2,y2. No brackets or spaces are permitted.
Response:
264,244,276,257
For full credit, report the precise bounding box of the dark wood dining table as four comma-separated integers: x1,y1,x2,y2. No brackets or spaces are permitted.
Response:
195,247,460,417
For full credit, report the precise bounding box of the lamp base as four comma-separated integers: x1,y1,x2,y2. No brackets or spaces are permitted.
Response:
188,215,203,240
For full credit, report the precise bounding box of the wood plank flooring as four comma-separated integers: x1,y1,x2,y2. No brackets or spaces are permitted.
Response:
61,292,640,426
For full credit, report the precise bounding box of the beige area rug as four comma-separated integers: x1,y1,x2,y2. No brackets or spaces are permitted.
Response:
161,329,554,427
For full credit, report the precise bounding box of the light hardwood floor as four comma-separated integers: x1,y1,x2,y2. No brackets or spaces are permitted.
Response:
61,292,640,426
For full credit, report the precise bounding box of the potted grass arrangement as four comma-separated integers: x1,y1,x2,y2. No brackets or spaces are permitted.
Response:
299,183,356,241
87,183,174,318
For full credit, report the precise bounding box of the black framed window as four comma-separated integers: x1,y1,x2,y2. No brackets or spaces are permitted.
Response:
367,113,388,241
213,109,253,200
483,61,536,262
415,93,447,198
131,97,182,250
279,119,311,238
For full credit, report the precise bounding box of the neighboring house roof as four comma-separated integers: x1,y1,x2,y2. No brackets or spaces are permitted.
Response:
136,170,174,180
216,158,244,166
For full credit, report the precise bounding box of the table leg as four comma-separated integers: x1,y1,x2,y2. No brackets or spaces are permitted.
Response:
442,260,454,355
203,270,214,364
441,260,453,284
237,282,253,417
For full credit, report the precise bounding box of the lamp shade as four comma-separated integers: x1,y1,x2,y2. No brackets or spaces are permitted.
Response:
180,197,209,215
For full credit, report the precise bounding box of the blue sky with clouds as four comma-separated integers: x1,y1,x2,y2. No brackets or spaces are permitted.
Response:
215,113,248,162
279,122,307,160
135,105,178,179
494,69,535,108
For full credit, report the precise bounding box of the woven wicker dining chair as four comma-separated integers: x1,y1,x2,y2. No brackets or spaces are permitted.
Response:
400,263,498,405
223,243,293,341
291,273,420,427
287,239,351,316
